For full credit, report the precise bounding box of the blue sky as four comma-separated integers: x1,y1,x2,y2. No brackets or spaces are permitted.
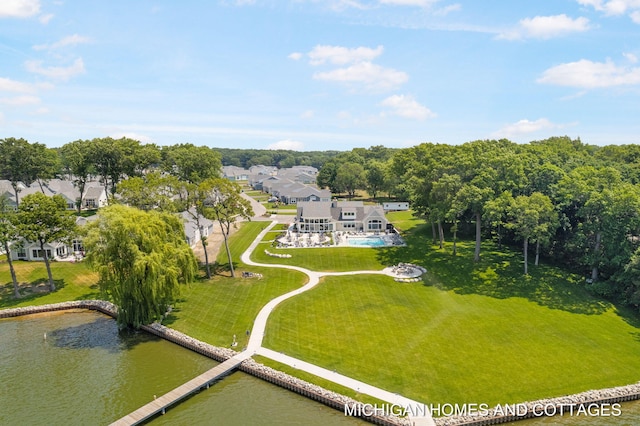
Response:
1,0,639,151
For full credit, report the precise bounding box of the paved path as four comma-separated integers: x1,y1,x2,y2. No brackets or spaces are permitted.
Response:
241,220,435,426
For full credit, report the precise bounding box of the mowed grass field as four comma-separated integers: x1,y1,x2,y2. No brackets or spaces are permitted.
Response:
160,220,308,349
263,211,640,406
0,261,99,309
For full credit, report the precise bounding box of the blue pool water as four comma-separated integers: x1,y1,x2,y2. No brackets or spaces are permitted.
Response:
348,236,386,247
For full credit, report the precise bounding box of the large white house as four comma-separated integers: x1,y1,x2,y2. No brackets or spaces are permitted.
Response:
295,200,388,233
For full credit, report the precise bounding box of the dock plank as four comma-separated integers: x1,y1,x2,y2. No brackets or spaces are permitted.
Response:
110,356,244,426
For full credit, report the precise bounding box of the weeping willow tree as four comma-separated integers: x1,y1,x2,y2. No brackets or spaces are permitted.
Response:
83,205,198,329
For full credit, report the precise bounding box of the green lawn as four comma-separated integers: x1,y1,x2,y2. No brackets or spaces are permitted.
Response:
251,229,389,272
0,261,99,309
262,211,640,407
164,221,308,349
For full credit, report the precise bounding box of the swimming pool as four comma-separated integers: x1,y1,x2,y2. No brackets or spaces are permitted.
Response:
348,236,387,247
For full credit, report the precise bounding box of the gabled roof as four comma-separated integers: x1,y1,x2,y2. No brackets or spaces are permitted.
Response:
296,201,332,218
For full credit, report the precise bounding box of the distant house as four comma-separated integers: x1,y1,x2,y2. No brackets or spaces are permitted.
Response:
260,177,330,205
179,209,215,248
295,200,388,233
382,202,410,211
0,179,107,211
222,166,250,181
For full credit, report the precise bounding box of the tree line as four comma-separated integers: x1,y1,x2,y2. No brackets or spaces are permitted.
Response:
0,137,253,328
387,137,640,313
4,134,640,318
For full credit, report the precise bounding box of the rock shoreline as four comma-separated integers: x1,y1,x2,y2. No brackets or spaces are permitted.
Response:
3,301,640,426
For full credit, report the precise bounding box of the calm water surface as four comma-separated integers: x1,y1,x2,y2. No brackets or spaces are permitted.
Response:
0,311,365,425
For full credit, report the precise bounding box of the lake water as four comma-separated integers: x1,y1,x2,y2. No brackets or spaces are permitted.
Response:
0,310,365,425
2,310,638,425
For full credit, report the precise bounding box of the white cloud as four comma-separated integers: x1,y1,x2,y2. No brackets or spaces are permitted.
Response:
235,0,256,5
300,110,315,119
313,61,408,92
434,3,461,16
267,139,305,150
499,15,591,40
308,45,384,66
0,0,40,18
380,94,435,120
109,132,153,143
577,0,640,23
492,118,560,138
0,77,37,93
379,0,438,6
39,12,53,23
624,52,639,63
337,110,352,120
33,34,90,51
576,0,640,16
537,58,640,88
288,52,303,61
25,57,85,81
0,95,41,106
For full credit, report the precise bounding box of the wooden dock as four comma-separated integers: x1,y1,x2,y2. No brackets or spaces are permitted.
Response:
110,356,244,425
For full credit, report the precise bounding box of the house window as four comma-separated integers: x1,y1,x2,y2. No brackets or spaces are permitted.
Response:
72,240,84,253
56,246,66,257
16,248,26,259
343,223,355,229
368,219,383,230
85,199,97,208
32,249,52,259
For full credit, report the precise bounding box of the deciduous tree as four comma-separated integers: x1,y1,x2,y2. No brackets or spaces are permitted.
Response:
15,193,76,291
83,205,198,328
0,195,20,298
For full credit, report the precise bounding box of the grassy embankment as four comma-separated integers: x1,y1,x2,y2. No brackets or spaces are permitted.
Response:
258,211,640,407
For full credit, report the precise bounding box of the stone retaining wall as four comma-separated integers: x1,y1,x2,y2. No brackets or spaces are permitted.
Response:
0,300,118,319
238,357,409,426
434,384,640,425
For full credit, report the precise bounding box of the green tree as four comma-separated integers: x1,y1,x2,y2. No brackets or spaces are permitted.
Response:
317,160,339,192
15,193,77,291
555,166,622,281
199,178,253,278
117,172,179,212
89,137,123,195
334,162,366,198
483,191,513,250
59,139,96,212
32,144,61,192
0,138,39,206
455,182,493,261
83,205,198,329
365,160,386,199
0,195,20,298
507,192,556,275
162,143,222,184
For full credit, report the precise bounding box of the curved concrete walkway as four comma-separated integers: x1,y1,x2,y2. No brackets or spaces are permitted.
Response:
240,220,434,426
